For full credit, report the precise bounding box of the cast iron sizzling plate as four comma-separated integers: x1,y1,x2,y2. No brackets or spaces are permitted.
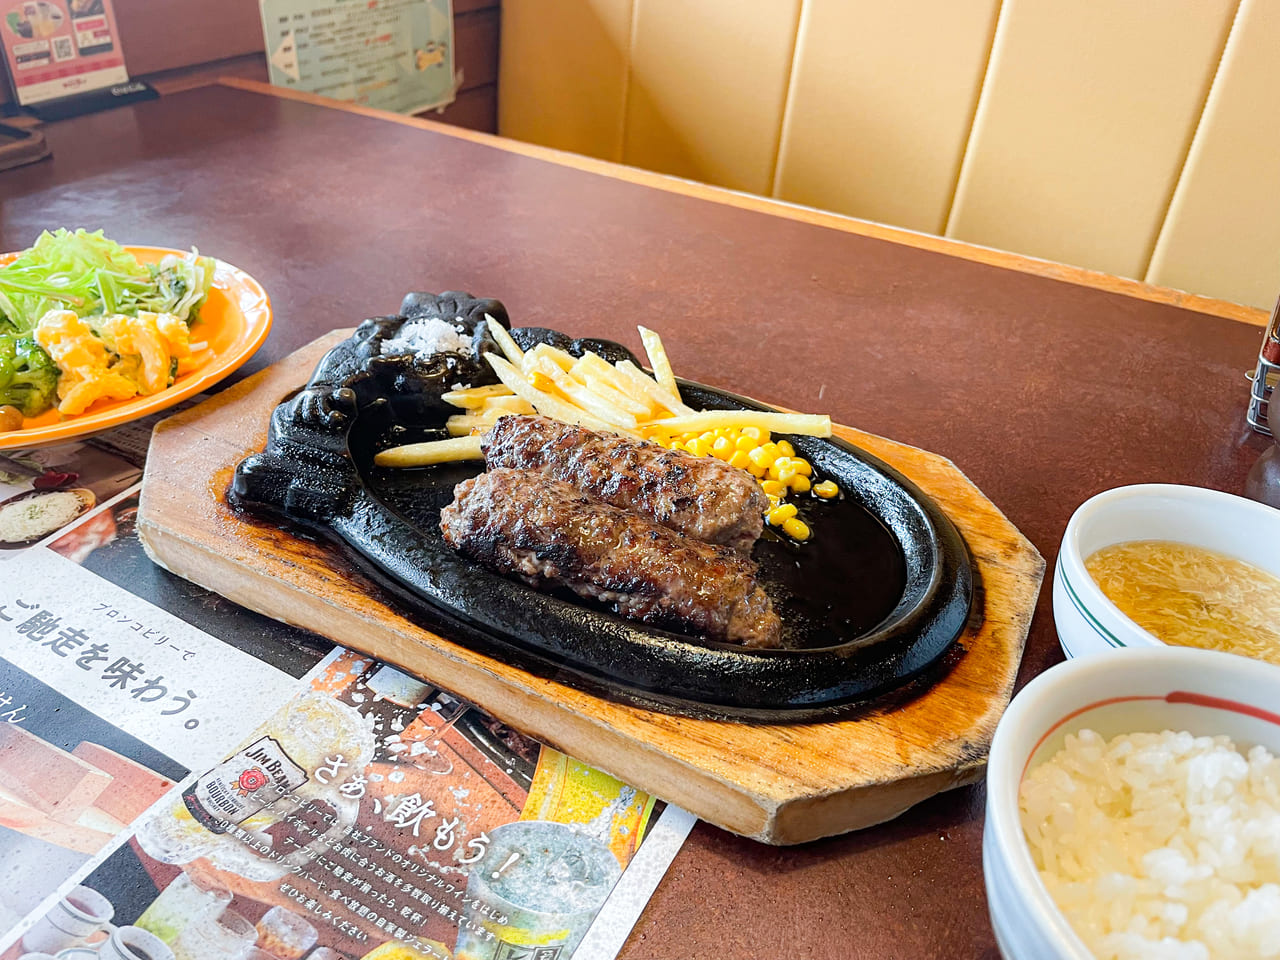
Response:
229,295,974,721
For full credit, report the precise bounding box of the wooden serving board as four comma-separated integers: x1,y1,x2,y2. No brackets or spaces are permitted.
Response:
137,331,1045,844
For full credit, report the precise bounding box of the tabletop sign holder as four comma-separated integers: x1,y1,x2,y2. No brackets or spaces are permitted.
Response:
0,0,155,122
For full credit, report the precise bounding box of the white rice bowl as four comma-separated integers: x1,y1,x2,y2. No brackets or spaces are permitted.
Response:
1021,728,1280,960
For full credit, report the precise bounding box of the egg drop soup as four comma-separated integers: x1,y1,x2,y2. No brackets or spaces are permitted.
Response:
1084,540,1280,665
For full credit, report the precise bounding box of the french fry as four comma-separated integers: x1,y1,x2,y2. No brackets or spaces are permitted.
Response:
374,435,484,467
526,342,576,372
638,326,681,403
484,313,524,365
570,352,640,396
643,410,832,437
485,354,632,435
441,384,515,409
484,395,536,415
528,356,638,429
615,360,694,416
579,373,653,417
446,413,500,436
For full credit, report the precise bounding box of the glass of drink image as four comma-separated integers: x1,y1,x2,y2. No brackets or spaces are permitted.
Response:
254,905,318,959
453,821,622,960
135,870,232,945
21,886,114,954
96,925,175,960
171,908,256,960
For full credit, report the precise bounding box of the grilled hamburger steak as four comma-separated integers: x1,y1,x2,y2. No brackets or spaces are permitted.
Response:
483,415,767,554
439,468,782,648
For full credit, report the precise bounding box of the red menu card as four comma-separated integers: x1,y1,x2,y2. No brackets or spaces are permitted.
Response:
1,0,128,107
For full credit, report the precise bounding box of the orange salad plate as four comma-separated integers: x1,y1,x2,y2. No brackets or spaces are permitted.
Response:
0,245,272,450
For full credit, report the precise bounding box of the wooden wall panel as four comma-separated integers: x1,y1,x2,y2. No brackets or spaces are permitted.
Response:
622,0,801,196
498,0,632,161
1146,0,1280,309
773,0,998,234
115,0,263,78
946,0,1235,280
454,6,500,90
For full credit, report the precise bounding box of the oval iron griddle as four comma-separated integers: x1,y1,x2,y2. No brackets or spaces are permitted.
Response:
230,314,974,721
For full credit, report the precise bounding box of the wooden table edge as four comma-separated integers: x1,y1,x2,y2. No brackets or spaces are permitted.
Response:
209,76,1268,329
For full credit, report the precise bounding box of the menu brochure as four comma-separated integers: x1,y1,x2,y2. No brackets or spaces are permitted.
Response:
0,421,694,960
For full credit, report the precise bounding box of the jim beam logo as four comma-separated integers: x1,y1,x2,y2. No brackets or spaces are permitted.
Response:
183,736,308,834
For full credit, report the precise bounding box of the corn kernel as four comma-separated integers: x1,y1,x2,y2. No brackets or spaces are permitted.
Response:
741,426,763,441
761,480,786,496
748,446,777,469
712,436,734,457
813,479,839,498
782,517,810,540
728,450,752,470
687,438,709,457
776,462,799,483
776,440,795,457
747,462,767,479
790,474,811,494
767,503,798,524
766,493,780,507
794,460,813,477
734,435,756,451
700,431,716,445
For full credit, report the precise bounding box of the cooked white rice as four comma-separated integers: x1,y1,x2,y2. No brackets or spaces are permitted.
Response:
382,317,471,358
1021,728,1280,960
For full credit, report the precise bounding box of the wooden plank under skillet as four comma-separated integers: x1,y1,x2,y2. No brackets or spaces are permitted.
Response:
137,331,1044,845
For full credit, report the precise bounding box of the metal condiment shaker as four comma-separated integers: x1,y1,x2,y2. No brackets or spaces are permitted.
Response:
1246,293,1280,435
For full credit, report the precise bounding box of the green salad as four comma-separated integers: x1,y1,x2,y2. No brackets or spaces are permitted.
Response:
0,229,215,421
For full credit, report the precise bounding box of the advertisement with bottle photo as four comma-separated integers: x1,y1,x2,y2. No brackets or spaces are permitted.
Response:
1,423,693,960
6,649,692,960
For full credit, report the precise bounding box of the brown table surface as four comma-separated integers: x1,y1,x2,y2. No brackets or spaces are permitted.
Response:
2,81,1271,960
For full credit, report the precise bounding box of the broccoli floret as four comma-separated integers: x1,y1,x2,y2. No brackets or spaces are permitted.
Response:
0,336,58,417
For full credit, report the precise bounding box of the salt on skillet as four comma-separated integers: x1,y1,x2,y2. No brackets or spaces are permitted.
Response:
382,317,471,358
1020,728,1280,960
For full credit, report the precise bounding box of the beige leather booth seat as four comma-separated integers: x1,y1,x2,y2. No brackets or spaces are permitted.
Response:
499,0,1280,310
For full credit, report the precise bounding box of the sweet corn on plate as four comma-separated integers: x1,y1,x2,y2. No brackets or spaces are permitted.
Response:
375,321,841,541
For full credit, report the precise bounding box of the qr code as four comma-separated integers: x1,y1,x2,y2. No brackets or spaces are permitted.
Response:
52,36,74,62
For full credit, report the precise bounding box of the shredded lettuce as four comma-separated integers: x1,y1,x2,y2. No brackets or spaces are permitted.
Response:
0,228,215,334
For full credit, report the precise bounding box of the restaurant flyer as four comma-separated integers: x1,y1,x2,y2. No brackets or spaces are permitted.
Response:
0,426,695,960
0,405,191,559
259,0,456,115
0,0,128,107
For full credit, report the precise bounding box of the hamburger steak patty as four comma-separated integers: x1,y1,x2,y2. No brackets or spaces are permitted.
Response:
439,468,782,648
483,415,767,554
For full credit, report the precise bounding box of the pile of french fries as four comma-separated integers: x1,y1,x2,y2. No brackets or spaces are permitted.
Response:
374,317,831,468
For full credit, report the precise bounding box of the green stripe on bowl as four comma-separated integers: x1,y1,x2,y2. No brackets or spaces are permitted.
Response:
1060,566,1125,649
